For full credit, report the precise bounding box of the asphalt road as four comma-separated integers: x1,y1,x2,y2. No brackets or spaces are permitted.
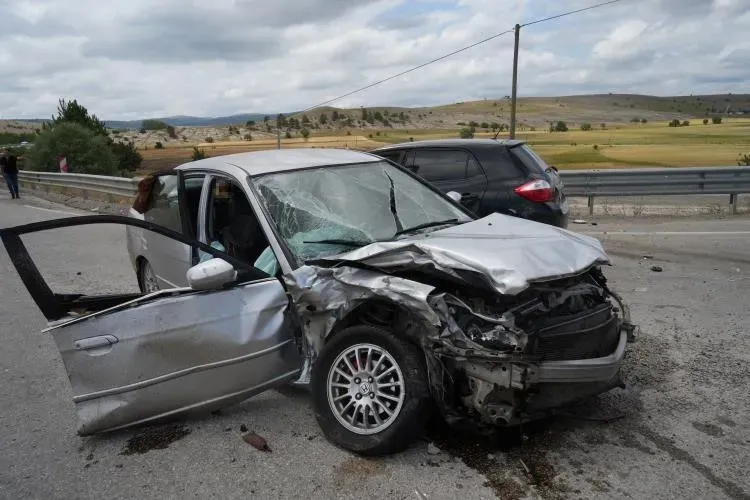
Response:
1,192,748,500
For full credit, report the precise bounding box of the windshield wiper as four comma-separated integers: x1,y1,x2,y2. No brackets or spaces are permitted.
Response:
302,238,374,247
392,218,460,237
385,172,404,233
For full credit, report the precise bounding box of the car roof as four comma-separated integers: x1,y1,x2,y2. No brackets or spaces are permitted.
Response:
371,138,525,152
176,148,383,176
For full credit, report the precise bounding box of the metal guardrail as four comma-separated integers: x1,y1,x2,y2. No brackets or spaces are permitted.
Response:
559,166,750,215
17,165,750,214
18,171,139,201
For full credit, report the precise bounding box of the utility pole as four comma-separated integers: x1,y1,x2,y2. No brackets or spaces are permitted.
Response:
509,23,520,139
277,126,281,149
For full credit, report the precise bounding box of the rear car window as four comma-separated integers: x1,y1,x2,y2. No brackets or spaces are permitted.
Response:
411,149,470,181
510,144,550,174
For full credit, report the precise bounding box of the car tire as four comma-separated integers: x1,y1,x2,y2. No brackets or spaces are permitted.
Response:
311,324,431,456
138,259,159,294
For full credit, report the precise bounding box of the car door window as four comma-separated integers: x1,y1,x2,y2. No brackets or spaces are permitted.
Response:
145,175,181,232
377,150,404,165
412,149,470,181
205,177,279,275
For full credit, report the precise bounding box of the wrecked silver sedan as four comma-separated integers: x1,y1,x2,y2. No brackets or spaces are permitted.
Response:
0,149,636,455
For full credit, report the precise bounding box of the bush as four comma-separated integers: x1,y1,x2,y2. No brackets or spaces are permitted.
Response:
738,153,750,166
703,118,709,125
285,131,292,139
154,141,164,149
551,121,568,132
301,128,310,140
468,121,480,128
192,147,207,161
712,117,722,124
580,123,592,131
346,130,351,135
25,122,117,176
142,119,169,131
459,126,475,139
682,120,690,127
593,144,599,150
166,125,177,138
630,117,641,123
110,141,142,173
668,119,681,127
600,123,607,129
480,122,490,129
641,118,648,124
205,136,214,143
246,120,256,127
244,133,253,141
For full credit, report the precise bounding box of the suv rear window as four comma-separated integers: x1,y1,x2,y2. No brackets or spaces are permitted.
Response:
510,144,550,174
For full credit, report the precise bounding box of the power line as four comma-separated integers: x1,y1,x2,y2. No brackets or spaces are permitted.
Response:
521,0,623,27
300,0,625,112
300,28,514,113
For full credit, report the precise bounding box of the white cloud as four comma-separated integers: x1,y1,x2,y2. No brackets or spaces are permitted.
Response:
0,0,748,119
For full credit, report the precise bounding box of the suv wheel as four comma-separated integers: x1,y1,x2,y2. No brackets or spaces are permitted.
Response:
311,325,431,455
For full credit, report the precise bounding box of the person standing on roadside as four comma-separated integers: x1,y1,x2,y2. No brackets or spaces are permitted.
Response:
0,149,20,199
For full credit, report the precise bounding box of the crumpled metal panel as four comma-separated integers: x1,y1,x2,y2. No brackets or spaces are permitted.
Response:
287,265,439,356
313,213,610,295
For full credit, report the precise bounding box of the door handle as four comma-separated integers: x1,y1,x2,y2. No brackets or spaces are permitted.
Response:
74,335,119,351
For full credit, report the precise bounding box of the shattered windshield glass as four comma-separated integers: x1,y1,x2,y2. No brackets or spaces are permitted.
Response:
253,161,473,263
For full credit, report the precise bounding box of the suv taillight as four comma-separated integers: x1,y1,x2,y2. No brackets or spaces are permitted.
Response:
514,179,554,203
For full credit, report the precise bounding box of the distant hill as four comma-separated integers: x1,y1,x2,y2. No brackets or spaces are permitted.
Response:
102,113,284,129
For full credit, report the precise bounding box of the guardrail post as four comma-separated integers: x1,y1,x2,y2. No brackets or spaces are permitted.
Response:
729,194,737,215
588,195,595,216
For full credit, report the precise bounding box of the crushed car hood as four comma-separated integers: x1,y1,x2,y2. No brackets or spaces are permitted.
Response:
312,213,610,295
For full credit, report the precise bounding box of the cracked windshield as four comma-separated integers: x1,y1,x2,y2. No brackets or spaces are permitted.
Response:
254,161,472,262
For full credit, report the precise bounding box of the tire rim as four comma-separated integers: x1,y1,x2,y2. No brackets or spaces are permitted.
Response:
141,263,159,293
327,343,405,435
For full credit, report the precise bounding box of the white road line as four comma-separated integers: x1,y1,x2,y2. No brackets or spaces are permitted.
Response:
584,231,750,236
23,205,80,216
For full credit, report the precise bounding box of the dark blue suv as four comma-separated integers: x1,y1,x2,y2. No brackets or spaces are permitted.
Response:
371,139,568,228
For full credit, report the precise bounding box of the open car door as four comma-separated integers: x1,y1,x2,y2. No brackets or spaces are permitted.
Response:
0,215,302,435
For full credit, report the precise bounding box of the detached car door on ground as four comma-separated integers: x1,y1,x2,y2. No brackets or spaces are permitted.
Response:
0,216,302,435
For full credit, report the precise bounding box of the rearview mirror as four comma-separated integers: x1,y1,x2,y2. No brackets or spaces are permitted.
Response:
186,258,237,291
446,191,462,203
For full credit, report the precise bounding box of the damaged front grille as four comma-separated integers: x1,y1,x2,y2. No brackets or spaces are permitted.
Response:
527,303,619,361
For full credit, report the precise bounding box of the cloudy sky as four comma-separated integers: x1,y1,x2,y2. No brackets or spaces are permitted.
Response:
1,0,748,119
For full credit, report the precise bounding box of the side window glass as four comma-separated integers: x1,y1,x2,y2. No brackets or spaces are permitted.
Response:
183,175,205,237
145,175,181,232
466,155,483,178
379,151,403,165
205,178,278,276
413,149,469,181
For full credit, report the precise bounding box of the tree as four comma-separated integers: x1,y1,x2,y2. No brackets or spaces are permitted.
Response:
109,141,142,174
26,122,117,176
469,121,480,128
361,107,369,121
244,133,253,141
192,147,207,161
154,141,164,149
553,121,568,132
142,119,169,131
277,114,286,128
641,118,648,124
668,119,681,127
738,153,750,166
703,118,709,125
490,122,500,131
480,122,490,129
205,136,214,143
332,110,340,121
712,117,723,124
300,128,310,140
600,123,607,129
246,120,256,127
459,126,475,139
263,115,270,123
580,123,592,131
319,113,328,125
373,111,384,122
285,130,292,139
682,120,690,126
48,98,107,136
301,114,310,125
166,125,177,139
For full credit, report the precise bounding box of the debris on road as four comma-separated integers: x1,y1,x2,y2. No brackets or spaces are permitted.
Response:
650,265,663,272
120,424,191,455
242,430,271,452
239,424,248,432
572,219,588,224
519,459,531,475
642,255,654,260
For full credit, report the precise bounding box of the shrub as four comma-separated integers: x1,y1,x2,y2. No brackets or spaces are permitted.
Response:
668,119,681,127
712,117,722,124
205,136,214,143
630,117,641,123
139,127,146,134
593,144,599,150
600,123,607,129
682,120,690,126
109,141,142,173
154,141,164,149
459,126,475,139
246,120,256,127
580,123,592,131
641,118,648,124
25,122,117,176
142,119,169,131
301,128,310,140
285,131,292,139
244,133,253,141
166,125,177,138
192,147,207,161
551,121,568,132
468,121,479,128
319,113,328,125
480,122,490,129
346,130,351,135
738,153,750,166
703,118,709,125
332,110,340,121
409,137,414,142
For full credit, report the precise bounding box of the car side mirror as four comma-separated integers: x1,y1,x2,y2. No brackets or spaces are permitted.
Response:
446,191,462,203
186,258,237,291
